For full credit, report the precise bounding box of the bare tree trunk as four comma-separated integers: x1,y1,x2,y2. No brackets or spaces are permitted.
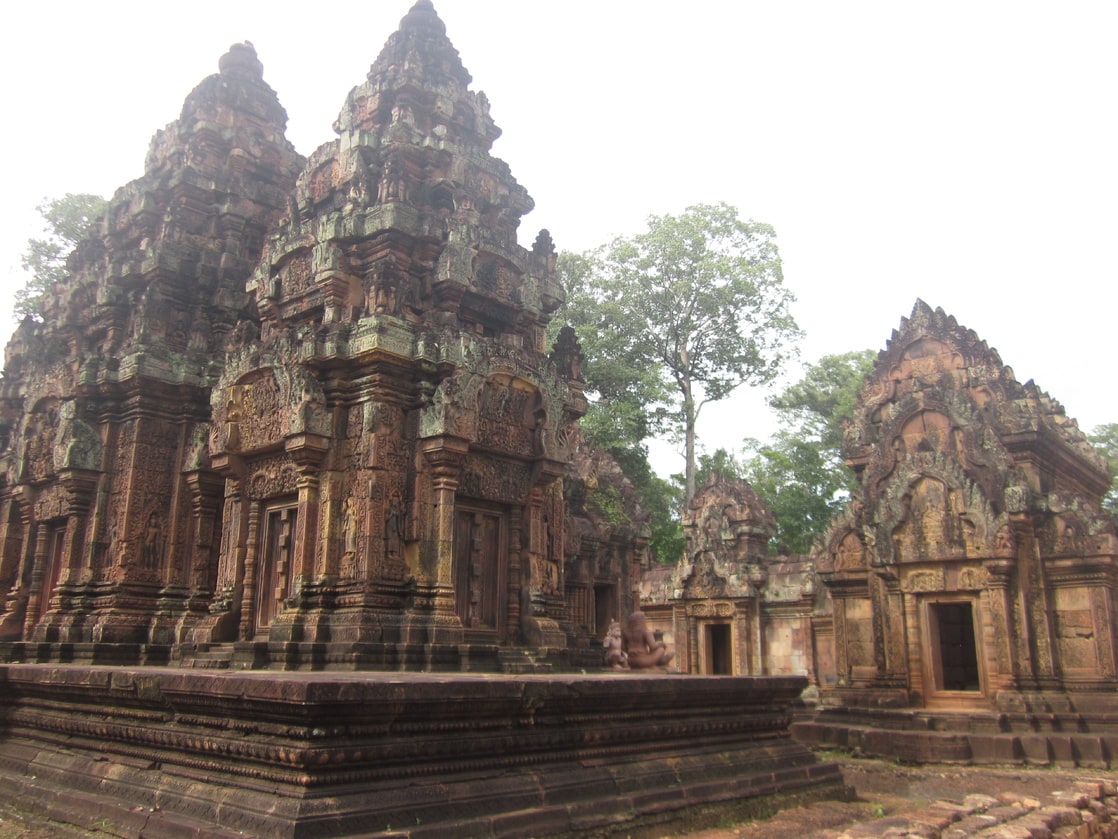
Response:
683,378,696,504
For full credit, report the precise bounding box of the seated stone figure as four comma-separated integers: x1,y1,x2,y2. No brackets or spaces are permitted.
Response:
623,611,674,669
603,620,628,669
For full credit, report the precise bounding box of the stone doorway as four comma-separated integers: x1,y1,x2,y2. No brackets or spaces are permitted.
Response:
255,502,297,635
594,583,617,639
454,504,507,639
927,600,981,695
704,622,733,674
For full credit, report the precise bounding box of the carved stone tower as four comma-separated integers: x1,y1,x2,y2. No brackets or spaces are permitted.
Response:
200,0,581,666
0,2,643,669
0,41,301,655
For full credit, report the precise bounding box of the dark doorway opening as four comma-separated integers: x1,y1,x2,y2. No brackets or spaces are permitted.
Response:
705,623,733,675
932,601,980,691
594,584,616,639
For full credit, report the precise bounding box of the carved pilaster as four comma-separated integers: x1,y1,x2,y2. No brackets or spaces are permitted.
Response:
982,557,1016,690
295,469,321,584
420,436,469,618
506,505,522,643
184,470,224,594
56,468,100,586
238,501,263,640
21,522,51,639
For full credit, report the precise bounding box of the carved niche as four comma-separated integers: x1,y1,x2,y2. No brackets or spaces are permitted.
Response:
21,398,60,484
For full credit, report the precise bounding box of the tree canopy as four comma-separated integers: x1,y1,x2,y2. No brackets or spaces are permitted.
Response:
559,203,800,504
742,350,876,553
18,193,106,321
1089,423,1118,522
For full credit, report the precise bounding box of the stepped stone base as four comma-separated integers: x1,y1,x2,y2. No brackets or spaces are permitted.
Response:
0,665,844,837
793,694,1118,768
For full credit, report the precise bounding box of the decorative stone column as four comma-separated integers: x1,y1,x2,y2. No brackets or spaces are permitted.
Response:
418,435,469,643
0,492,34,640
184,470,224,595
285,431,329,586
21,522,51,639
237,501,263,641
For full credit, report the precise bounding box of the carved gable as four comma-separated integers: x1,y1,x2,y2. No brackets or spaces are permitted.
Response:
813,300,1118,709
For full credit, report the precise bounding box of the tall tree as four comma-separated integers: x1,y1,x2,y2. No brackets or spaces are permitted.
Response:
556,251,683,563
563,203,800,503
742,350,876,553
18,193,106,321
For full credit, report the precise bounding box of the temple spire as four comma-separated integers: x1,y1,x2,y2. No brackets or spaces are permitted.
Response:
366,0,471,88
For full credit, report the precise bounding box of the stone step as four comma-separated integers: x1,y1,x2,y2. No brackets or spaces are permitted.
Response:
177,643,235,669
497,648,554,674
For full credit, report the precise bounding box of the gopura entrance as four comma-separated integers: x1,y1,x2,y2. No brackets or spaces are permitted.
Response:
810,302,1118,712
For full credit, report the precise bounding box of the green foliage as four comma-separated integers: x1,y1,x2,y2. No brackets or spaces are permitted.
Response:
1088,423,1118,521
742,350,876,553
742,431,849,554
17,193,106,321
646,486,685,564
693,448,747,486
580,440,684,565
769,349,876,450
587,481,630,528
558,203,800,503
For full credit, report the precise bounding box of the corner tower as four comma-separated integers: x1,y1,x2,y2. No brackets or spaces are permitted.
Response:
0,42,301,654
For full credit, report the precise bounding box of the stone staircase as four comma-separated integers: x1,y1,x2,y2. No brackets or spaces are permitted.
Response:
176,642,235,669
497,647,554,673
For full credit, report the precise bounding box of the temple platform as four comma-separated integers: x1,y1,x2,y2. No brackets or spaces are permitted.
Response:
0,666,844,837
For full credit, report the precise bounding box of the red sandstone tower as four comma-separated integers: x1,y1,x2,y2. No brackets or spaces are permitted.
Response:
0,2,647,669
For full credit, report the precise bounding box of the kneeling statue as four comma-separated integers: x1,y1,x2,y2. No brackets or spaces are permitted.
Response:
603,620,628,669
623,611,674,669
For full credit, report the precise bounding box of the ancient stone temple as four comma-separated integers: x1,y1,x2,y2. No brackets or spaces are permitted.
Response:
642,474,820,680
0,8,847,834
795,301,1118,765
0,1,645,670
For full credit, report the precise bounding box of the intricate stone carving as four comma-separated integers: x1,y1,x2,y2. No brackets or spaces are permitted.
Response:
809,300,1118,709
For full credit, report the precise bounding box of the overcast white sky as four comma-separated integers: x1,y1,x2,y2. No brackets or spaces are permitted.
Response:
2,1,1115,477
